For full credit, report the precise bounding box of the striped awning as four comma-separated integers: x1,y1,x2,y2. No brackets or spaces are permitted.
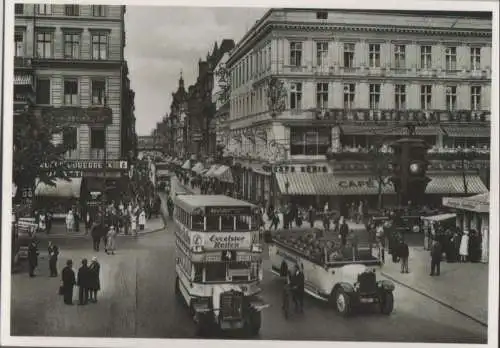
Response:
212,165,234,183
250,164,271,176
426,175,488,195
14,74,32,86
204,164,220,177
34,178,83,198
332,175,395,196
442,127,490,138
275,173,316,195
191,162,205,174
415,126,443,136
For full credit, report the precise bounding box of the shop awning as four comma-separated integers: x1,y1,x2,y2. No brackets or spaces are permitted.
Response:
426,175,488,195
275,173,316,195
421,213,457,222
34,178,82,198
442,126,490,138
212,165,234,183
204,164,220,177
250,164,271,176
181,160,191,170
191,162,205,174
443,192,489,213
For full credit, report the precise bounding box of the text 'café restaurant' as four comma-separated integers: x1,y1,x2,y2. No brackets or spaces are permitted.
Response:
35,159,129,218
261,162,487,211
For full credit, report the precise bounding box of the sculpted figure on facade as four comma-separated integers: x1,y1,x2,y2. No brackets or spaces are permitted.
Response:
266,77,287,117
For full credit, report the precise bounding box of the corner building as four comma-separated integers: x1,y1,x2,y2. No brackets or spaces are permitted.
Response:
14,4,134,215
225,9,491,211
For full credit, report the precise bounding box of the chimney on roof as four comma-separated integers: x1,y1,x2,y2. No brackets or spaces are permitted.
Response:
199,60,208,77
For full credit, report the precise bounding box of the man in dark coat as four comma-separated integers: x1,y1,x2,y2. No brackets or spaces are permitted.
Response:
290,264,305,313
77,259,90,305
430,240,442,276
47,241,59,277
307,206,316,228
27,240,39,277
399,240,410,273
91,221,102,251
61,259,76,305
167,197,174,218
339,221,349,246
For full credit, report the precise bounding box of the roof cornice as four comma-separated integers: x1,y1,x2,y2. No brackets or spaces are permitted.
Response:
227,20,491,67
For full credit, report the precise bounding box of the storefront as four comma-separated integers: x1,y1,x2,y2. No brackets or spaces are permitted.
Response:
443,193,490,263
36,159,129,218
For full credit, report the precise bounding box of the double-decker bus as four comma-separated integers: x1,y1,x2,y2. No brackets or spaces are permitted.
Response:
173,195,268,336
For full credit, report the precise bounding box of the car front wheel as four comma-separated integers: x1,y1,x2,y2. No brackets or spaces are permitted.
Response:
334,288,352,317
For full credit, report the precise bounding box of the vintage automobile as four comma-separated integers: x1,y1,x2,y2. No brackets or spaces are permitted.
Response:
269,224,395,316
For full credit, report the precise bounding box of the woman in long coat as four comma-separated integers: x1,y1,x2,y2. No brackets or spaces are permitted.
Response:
88,257,101,303
65,209,74,233
459,231,470,262
138,209,147,231
106,225,117,255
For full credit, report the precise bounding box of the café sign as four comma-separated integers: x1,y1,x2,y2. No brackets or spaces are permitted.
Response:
337,178,393,189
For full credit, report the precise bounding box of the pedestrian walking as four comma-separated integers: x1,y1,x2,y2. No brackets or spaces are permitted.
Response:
307,206,316,228
376,223,385,263
459,231,469,262
430,240,442,276
290,264,304,314
139,209,146,231
48,241,59,277
167,196,174,218
88,257,101,303
38,211,46,233
66,209,75,234
61,259,76,305
131,213,138,235
85,210,92,235
339,220,349,246
399,240,409,273
46,211,53,234
322,212,331,231
74,208,80,233
91,221,102,252
106,225,117,255
270,210,280,230
28,240,39,277
77,259,90,305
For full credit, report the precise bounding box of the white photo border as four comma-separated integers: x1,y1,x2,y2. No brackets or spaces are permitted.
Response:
1,0,499,348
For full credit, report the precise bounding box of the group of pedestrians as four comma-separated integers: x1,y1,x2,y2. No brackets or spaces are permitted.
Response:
61,257,101,305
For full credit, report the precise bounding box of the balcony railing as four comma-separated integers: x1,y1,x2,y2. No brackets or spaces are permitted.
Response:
326,148,490,161
308,108,490,125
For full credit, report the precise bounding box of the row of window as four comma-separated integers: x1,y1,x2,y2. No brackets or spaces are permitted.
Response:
35,78,107,106
287,127,489,156
231,43,272,90
289,82,482,111
15,4,107,17
15,30,109,60
231,82,483,118
230,42,485,91
290,42,482,71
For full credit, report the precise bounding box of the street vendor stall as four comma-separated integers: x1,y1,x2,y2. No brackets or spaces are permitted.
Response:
420,213,457,251
443,193,489,263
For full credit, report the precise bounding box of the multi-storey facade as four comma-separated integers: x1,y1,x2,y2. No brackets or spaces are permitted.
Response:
14,4,134,211
225,9,491,210
168,73,188,157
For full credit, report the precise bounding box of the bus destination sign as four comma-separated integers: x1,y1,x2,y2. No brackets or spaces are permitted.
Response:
206,206,252,216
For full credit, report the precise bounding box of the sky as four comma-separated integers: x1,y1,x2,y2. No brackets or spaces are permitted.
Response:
124,6,269,135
